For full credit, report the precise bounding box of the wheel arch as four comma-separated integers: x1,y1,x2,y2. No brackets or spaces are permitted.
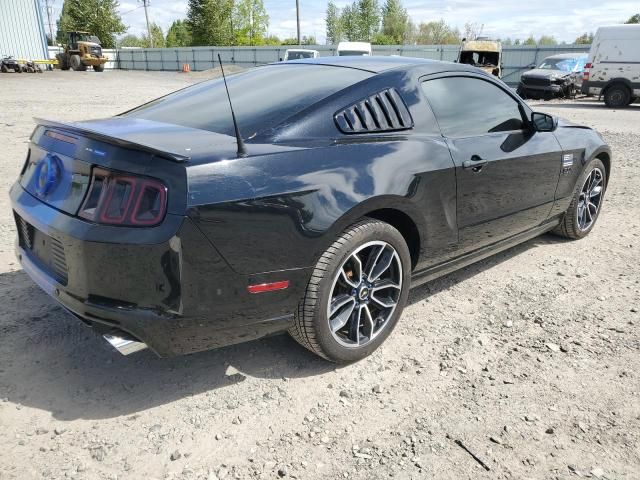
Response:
365,208,421,270
321,196,426,272
602,78,633,94
589,145,612,187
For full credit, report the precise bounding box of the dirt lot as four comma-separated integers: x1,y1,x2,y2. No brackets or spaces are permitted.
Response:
0,70,638,480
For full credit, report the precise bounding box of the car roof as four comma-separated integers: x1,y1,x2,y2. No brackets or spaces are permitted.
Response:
544,53,588,60
283,55,473,74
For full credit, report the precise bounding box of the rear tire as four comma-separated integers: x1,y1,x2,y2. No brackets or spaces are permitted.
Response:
604,84,631,108
93,64,104,72
289,219,411,363
553,158,606,240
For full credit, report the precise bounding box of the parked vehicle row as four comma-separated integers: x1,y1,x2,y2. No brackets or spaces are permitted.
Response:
1,56,43,73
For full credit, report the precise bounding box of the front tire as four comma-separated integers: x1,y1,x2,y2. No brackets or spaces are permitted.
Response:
70,55,86,71
93,64,104,72
553,159,606,239
290,219,411,363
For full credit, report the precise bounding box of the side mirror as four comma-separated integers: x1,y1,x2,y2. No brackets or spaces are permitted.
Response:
531,112,557,132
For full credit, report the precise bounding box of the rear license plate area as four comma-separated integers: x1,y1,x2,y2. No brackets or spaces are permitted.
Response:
15,213,68,285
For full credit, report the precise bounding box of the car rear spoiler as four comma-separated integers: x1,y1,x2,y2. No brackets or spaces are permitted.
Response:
33,117,191,162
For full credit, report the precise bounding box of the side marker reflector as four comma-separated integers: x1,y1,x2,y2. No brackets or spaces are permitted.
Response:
247,280,290,294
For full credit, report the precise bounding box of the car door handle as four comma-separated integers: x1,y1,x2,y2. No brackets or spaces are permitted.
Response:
462,155,488,171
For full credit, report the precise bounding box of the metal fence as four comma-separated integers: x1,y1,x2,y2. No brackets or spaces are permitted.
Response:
49,44,591,86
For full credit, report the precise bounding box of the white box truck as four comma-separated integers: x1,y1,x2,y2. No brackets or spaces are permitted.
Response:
581,24,640,107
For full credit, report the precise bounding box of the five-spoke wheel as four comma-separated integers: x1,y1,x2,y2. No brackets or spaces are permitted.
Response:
328,241,403,348
290,219,411,363
577,167,604,231
554,158,607,239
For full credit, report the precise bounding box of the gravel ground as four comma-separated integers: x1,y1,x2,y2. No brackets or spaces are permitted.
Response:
0,70,639,480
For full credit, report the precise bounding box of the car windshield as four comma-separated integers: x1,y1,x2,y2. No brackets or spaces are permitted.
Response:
124,64,372,137
77,34,100,44
287,51,315,60
538,57,581,71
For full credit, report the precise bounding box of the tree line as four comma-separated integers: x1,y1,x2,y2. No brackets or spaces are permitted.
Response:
53,0,639,49
327,1,640,45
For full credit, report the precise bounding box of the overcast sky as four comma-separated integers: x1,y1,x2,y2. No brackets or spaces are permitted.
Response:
53,0,640,44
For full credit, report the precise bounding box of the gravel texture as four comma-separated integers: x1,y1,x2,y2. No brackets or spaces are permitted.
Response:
0,70,639,480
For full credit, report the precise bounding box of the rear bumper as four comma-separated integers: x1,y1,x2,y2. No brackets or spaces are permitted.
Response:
11,183,309,356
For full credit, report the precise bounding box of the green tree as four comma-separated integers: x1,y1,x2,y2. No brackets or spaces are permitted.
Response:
141,22,165,48
523,35,537,45
326,1,342,44
574,32,594,44
57,0,126,48
537,35,557,45
372,32,395,44
415,19,460,44
188,0,234,46
340,4,359,41
381,0,408,44
119,34,144,47
166,19,192,47
356,0,380,41
234,0,269,45
624,13,640,23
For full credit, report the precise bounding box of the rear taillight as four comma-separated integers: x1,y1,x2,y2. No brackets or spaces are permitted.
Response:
583,63,591,80
79,167,167,226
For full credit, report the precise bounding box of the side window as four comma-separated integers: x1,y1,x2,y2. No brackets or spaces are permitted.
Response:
422,77,525,137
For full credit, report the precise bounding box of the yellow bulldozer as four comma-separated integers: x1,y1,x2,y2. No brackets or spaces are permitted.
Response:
56,31,108,72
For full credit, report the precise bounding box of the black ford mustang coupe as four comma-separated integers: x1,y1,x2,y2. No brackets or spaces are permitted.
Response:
11,57,610,362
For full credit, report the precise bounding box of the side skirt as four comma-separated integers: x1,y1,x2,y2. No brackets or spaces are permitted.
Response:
410,219,560,288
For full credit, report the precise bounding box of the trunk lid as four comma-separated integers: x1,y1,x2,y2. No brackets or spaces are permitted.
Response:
19,117,240,216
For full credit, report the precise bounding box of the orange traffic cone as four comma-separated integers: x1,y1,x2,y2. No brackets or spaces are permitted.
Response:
182,63,191,73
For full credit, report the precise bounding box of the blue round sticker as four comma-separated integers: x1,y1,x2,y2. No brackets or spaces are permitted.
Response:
35,154,62,197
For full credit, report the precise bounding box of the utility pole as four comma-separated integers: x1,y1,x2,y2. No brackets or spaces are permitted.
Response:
44,0,54,45
296,0,301,45
141,0,153,47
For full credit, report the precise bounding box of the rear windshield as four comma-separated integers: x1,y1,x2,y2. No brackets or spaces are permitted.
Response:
124,64,371,137
286,51,315,59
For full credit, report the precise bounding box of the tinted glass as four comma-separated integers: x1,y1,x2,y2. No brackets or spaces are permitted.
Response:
287,51,315,60
124,65,371,137
422,77,524,137
339,51,368,56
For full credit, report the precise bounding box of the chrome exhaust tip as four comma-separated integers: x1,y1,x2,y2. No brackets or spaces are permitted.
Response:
103,331,148,356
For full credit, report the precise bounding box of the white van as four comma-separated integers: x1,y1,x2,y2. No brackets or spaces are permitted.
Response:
336,42,372,56
582,24,640,107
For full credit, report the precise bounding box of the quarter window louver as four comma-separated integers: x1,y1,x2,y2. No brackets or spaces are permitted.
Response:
334,88,413,134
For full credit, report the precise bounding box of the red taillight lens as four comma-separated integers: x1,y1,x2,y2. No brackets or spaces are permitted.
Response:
583,63,592,80
79,167,167,227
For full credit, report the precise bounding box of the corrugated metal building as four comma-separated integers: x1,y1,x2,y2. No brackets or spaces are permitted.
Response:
0,0,49,61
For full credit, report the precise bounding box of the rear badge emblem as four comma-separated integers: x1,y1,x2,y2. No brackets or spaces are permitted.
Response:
35,153,62,197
